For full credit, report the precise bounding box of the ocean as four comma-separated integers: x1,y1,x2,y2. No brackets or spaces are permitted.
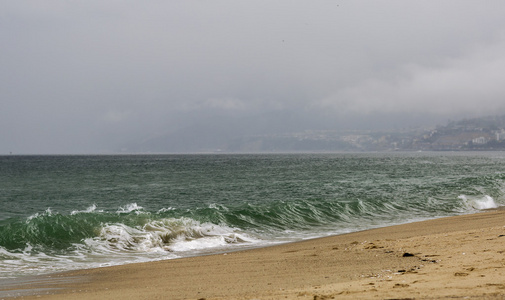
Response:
0,152,503,279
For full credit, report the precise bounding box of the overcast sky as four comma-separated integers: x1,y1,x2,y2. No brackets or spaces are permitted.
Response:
2,1,505,154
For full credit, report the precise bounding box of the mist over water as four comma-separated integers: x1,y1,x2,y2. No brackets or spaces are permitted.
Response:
1,152,504,278
3,2,505,154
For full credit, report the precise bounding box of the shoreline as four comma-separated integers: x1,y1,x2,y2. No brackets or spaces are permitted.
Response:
2,209,505,299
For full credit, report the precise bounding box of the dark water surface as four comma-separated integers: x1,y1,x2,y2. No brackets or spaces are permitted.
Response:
1,152,503,278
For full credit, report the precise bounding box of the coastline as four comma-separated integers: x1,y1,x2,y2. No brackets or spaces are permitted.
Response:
3,209,505,299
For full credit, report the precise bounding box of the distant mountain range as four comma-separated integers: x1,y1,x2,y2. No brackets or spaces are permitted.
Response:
123,114,505,153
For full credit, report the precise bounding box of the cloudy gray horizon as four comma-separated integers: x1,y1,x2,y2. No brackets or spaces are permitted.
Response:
2,1,505,154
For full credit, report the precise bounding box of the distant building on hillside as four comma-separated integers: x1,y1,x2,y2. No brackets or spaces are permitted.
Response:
496,130,505,141
472,136,488,145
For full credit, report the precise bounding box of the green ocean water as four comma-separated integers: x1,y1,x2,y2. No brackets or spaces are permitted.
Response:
0,152,504,278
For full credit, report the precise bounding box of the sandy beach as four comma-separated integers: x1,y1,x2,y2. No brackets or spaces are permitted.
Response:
2,209,505,300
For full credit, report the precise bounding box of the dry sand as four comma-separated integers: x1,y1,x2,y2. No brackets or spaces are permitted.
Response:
2,209,505,299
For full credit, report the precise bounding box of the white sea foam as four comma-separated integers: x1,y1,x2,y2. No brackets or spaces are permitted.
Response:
0,244,81,278
208,203,230,211
70,204,102,215
157,207,176,213
458,194,498,210
117,203,145,214
26,208,52,221
2,206,268,279
91,217,258,255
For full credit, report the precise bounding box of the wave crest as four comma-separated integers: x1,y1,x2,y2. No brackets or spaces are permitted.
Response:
458,195,498,210
71,204,102,215
94,217,255,253
117,203,146,214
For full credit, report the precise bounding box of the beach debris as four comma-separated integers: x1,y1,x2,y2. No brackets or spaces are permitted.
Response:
421,258,438,263
402,252,415,257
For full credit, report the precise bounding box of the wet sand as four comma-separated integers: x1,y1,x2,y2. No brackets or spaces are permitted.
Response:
3,209,505,299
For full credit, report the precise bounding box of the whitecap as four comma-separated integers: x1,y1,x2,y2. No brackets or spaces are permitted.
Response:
458,194,498,210
26,208,52,221
157,207,176,213
117,203,145,214
70,204,101,215
208,203,229,211
89,217,258,256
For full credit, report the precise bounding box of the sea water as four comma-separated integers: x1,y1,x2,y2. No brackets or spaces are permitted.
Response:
0,152,503,279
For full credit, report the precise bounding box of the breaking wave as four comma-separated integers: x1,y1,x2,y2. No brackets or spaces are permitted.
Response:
1,192,500,278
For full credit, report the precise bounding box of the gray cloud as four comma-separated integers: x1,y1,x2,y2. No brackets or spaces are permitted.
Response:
318,36,505,115
2,1,505,153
